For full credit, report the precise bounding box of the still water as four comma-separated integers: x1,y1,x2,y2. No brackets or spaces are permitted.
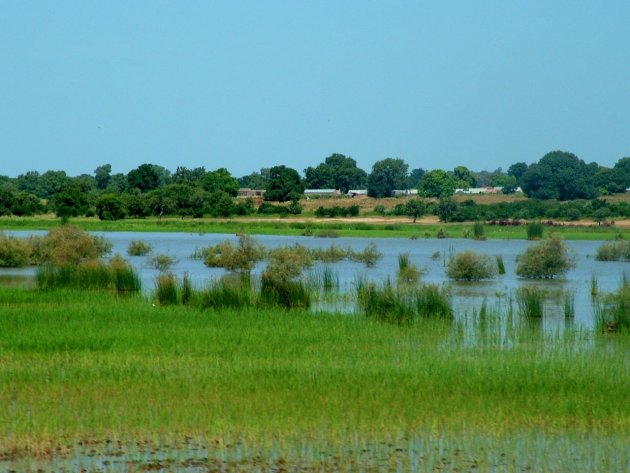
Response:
3,231,628,331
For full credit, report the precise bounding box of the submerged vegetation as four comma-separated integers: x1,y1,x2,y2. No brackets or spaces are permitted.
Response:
516,237,575,279
446,250,497,281
596,239,630,261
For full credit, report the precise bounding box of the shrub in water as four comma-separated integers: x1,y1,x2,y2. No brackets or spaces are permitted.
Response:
203,235,265,272
516,237,574,279
446,251,497,281
595,240,630,262
150,254,177,272
33,225,112,266
0,232,31,267
349,242,382,267
127,240,152,256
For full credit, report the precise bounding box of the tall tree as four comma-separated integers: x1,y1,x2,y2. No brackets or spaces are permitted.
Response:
418,170,456,198
94,164,112,190
203,168,239,196
304,153,367,193
452,166,477,188
367,158,408,198
264,165,304,202
127,164,160,193
521,151,596,200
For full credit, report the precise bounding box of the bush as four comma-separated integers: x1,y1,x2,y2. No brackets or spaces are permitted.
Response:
0,232,31,267
516,238,574,279
149,254,177,271
202,235,265,272
127,240,152,256
31,225,112,266
397,253,423,285
155,272,178,305
595,240,630,262
446,251,497,281
349,243,382,267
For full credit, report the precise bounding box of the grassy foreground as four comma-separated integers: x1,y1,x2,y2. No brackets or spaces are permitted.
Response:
1,214,629,240
1,288,630,470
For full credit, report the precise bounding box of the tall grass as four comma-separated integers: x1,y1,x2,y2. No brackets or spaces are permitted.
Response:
397,253,423,284
597,284,630,332
348,242,382,267
526,221,544,240
495,255,506,275
127,239,152,256
1,286,630,471
473,221,486,240
0,232,31,267
36,257,140,293
516,286,544,317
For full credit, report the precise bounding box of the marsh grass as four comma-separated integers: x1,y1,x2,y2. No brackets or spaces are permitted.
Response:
0,232,31,267
473,221,486,240
1,286,630,470
526,221,544,240
496,254,506,275
516,286,545,317
155,272,178,305
200,276,255,310
149,253,177,271
36,257,140,293
397,253,423,285
597,284,630,332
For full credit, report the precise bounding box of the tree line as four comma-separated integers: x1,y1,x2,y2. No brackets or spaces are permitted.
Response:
0,150,629,221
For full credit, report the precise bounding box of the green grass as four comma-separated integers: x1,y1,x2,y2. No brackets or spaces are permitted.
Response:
1,287,630,469
1,215,628,240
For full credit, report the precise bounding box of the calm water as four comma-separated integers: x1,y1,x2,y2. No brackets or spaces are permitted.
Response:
3,231,628,330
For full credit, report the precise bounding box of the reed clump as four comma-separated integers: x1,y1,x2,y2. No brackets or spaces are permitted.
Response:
473,222,486,241
356,279,452,324
526,221,544,240
202,234,265,273
149,254,177,271
200,276,255,310
597,284,630,332
155,272,178,305
397,253,423,285
37,256,140,293
516,286,545,317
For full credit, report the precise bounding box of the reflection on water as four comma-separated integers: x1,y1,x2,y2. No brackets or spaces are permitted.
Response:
1,231,627,334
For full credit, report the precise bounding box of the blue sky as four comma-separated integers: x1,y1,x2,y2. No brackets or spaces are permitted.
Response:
1,1,629,178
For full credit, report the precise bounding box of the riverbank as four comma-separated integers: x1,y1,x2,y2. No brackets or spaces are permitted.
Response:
1,214,629,240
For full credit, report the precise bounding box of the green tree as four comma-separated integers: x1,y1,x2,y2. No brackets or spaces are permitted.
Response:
367,158,408,198
405,198,426,223
507,162,529,186
406,168,425,189
50,180,91,222
452,166,477,189
203,168,239,196
238,168,270,189
96,194,127,221
127,164,160,193
304,153,367,193
94,164,112,190
436,197,459,222
208,191,235,217
521,151,596,200
418,170,456,198
264,166,305,202
173,166,207,186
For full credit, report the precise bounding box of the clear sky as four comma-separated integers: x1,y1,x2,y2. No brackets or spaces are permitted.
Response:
1,1,629,178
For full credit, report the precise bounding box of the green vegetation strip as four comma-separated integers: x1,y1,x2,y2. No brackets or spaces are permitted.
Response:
1,287,629,465
2,216,629,240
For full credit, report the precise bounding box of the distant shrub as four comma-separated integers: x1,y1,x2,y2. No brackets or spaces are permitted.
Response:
314,205,359,218
127,240,152,256
397,253,423,285
446,251,497,281
314,229,340,238
310,244,349,263
516,238,574,279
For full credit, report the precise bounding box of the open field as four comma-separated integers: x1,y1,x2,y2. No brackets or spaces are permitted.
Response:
1,287,630,470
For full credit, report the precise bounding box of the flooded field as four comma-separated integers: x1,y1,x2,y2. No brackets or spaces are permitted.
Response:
3,231,627,330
